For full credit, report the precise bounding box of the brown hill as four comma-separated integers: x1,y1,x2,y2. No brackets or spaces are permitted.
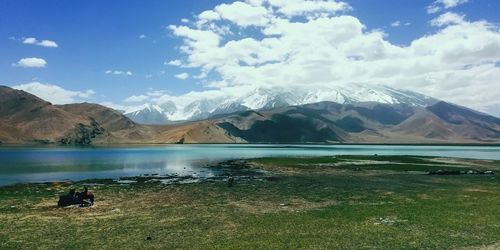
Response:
0,86,239,144
0,86,91,143
1,85,500,144
213,101,500,144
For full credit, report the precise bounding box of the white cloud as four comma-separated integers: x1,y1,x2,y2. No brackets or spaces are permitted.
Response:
267,0,350,17
13,57,47,68
22,37,58,48
168,25,220,53
174,73,189,80
100,101,140,113
430,12,465,27
105,70,133,76
23,37,37,44
139,34,146,39
427,0,468,14
198,10,221,23
391,21,410,27
146,90,168,97
125,95,149,103
213,1,270,27
165,60,183,66
440,0,469,8
391,21,401,27
12,82,94,104
38,40,58,47
151,0,500,115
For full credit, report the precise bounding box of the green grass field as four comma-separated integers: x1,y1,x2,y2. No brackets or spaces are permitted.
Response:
1,155,500,249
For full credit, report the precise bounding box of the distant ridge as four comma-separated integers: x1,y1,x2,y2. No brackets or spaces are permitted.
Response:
124,84,439,124
1,85,499,145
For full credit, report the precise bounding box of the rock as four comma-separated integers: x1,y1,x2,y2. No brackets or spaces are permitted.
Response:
176,137,185,144
265,176,279,181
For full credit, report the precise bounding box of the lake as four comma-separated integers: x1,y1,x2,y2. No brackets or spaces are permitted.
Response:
0,144,499,186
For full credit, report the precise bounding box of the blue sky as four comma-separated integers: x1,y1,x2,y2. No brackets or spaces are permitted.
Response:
1,0,500,115
1,0,225,99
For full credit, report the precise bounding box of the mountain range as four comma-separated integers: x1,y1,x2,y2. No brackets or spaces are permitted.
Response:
1,85,500,145
124,84,438,124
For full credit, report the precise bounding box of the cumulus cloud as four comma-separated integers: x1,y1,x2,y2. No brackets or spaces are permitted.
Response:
430,12,465,27
12,82,94,104
105,70,133,76
13,57,47,68
427,0,468,14
119,0,500,116
22,37,58,48
124,94,149,103
213,1,269,27
391,21,401,27
165,60,183,66
267,0,350,17
174,73,189,80
390,21,410,27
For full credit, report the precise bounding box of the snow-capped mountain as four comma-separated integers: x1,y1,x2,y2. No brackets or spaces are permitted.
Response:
125,84,438,124
125,104,171,125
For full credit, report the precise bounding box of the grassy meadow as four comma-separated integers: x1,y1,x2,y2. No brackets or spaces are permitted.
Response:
1,155,500,249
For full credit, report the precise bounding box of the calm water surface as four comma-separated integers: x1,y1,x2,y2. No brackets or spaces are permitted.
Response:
0,144,499,186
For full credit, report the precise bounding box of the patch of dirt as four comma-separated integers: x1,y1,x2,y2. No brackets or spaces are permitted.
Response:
228,198,338,214
461,242,500,250
418,193,430,200
371,216,408,226
463,188,496,193
430,158,498,169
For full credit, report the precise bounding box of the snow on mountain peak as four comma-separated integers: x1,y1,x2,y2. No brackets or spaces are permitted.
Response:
125,84,438,124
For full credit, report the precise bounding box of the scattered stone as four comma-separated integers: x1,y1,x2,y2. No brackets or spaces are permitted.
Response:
428,170,495,175
115,179,138,185
265,176,279,181
214,160,251,169
373,216,406,225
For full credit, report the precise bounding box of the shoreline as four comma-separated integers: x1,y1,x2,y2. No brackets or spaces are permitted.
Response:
2,142,500,147
0,159,266,188
1,155,497,188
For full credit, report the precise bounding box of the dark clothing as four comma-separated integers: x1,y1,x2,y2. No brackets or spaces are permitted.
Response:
57,189,94,207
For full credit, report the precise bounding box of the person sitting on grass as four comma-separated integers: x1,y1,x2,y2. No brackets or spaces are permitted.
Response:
57,187,94,207
80,186,94,206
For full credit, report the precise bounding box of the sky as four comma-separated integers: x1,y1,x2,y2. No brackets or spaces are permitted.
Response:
1,0,500,116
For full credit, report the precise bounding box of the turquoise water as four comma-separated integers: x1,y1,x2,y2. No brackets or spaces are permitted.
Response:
0,144,499,186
